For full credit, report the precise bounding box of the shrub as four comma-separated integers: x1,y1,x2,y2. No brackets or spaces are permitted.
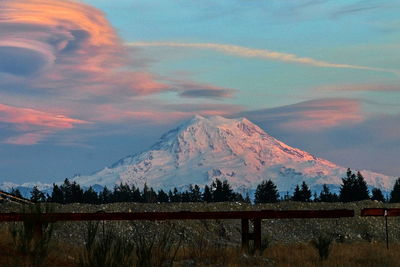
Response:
8,204,54,267
311,234,333,260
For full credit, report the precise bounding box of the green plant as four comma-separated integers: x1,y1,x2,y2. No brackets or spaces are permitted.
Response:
311,233,333,261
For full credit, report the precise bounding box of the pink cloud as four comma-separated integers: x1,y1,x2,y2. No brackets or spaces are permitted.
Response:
0,0,171,96
0,103,88,145
240,98,365,131
0,104,88,129
4,132,49,145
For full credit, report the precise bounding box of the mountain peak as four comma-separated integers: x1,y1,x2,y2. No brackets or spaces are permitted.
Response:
72,115,394,193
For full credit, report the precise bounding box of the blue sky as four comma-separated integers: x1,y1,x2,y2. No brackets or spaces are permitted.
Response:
0,0,399,183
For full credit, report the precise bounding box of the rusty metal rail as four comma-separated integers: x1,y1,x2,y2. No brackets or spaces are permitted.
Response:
0,209,354,222
361,208,400,249
361,208,400,217
0,209,354,253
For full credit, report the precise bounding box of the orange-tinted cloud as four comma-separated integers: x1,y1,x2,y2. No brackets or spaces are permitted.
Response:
0,103,88,145
0,104,87,129
0,0,172,96
240,98,364,131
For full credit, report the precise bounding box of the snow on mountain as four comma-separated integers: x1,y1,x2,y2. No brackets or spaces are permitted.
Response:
0,181,53,198
73,115,395,193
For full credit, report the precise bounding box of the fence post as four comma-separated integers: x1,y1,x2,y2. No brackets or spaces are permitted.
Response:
253,218,262,253
241,218,249,253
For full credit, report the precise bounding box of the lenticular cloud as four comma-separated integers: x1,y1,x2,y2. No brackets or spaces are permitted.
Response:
0,0,170,96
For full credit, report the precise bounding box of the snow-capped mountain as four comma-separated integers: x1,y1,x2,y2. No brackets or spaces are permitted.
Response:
72,115,394,193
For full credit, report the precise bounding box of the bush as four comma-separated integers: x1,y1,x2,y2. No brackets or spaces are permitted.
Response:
8,204,54,267
311,234,333,260
80,221,135,267
132,221,184,267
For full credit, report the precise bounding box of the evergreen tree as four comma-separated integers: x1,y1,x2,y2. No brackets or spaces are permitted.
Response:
70,181,84,203
113,183,132,202
61,178,73,203
292,185,302,201
131,186,142,202
83,186,98,204
10,188,23,199
244,193,251,204
189,185,202,202
318,184,339,202
203,185,212,202
30,186,45,203
157,189,169,202
143,184,157,203
181,190,191,202
390,178,400,203
292,182,311,202
221,180,235,201
99,186,112,204
254,179,279,204
339,169,370,202
371,188,385,202
51,184,64,203
211,179,224,202
170,187,181,202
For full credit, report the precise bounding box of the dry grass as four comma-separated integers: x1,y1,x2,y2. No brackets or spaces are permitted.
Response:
1,227,400,266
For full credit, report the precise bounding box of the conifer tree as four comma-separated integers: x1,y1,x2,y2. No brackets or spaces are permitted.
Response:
83,186,98,204
371,188,385,202
318,184,339,202
292,182,311,202
30,186,45,203
203,185,212,202
390,178,400,203
99,186,112,204
339,169,370,202
157,189,169,202
189,184,202,202
51,184,64,203
254,179,279,204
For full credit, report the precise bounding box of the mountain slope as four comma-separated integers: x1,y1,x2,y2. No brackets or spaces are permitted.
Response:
73,115,394,193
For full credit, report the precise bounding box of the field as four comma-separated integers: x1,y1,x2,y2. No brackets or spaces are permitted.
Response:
0,201,399,266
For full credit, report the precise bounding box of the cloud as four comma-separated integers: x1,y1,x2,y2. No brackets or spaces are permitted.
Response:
128,42,400,75
0,103,88,145
317,83,400,92
237,98,400,176
0,0,172,96
239,98,364,131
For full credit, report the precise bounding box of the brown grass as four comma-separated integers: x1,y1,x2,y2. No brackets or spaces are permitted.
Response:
1,228,400,266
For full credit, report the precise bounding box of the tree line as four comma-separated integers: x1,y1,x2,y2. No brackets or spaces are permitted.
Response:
8,168,400,204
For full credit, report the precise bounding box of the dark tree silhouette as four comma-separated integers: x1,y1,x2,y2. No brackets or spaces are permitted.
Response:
157,189,169,202
189,184,202,202
30,186,45,203
83,186,99,204
318,184,339,202
340,169,370,202
371,188,385,202
51,184,64,203
99,186,112,204
203,185,212,202
292,181,311,202
254,179,279,204
390,178,400,203
211,179,236,202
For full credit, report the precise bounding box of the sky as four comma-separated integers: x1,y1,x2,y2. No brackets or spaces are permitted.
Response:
0,0,400,183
